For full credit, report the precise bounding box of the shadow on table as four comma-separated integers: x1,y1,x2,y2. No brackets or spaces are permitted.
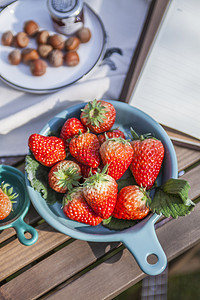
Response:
87,241,123,263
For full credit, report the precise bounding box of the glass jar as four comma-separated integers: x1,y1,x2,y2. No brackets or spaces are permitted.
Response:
47,0,84,36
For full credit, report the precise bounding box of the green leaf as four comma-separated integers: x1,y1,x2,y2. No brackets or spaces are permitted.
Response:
163,178,191,204
150,188,195,219
25,155,63,205
117,175,137,192
102,216,138,231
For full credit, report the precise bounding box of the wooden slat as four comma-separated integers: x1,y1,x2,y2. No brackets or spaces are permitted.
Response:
174,145,200,171
181,164,200,200
44,202,200,300
0,240,120,300
0,222,69,282
164,127,200,152
0,156,25,166
47,249,143,300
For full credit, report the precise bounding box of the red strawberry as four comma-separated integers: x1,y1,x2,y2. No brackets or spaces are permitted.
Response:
79,163,103,179
82,167,118,219
129,129,165,190
69,132,101,168
48,160,82,193
112,185,150,220
60,117,86,148
0,182,18,220
80,99,116,134
28,134,66,167
99,137,134,180
63,188,102,226
98,128,125,145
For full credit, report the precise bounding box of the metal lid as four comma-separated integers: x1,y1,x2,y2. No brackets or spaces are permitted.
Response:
47,0,83,19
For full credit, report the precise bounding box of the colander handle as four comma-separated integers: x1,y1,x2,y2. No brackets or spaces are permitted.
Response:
121,216,167,276
13,217,38,246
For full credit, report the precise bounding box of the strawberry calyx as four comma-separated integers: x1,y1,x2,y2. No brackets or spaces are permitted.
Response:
70,128,90,140
130,127,153,141
82,164,109,186
62,187,81,207
0,181,18,203
105,136,130,144
66,128,86,143
81,99,108,127
139,186,151,208
53,166,82,191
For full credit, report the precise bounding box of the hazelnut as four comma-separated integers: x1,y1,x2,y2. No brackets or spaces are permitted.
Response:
1,30,14,46
8,49,21,65
64,36,80,51
64,51,79,67
76,27,91,43
48,34,64,50
15,32,29,48
37,44,53,58
30,59,47,76
36,30,49,44
49,49,63,67
11,36,18,47
24,20,39,37
22,48,39,64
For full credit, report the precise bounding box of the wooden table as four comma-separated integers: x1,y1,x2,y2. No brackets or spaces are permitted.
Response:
0,1,199,299
0,142,199,300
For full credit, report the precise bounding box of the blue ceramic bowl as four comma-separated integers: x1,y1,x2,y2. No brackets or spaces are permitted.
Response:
0,165,38,246
26,100,178,274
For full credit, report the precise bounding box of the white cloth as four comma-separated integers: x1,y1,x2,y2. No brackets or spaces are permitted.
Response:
0,0,150,156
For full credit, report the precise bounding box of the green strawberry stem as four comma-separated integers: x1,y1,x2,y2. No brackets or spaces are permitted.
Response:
54,167,81,191
130,127,153,141
106,137,130,144
1,181,18,203
140,187,152,208
130,127,140,140
82,164,109,186
81,99,108,127
62,187,81,207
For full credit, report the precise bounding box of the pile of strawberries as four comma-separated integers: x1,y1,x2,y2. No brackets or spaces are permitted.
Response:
28,100,165,226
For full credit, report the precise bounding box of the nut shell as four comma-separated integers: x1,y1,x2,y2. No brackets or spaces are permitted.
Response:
8,49,21,65
76,27,91,43
49,49,63,67
64,36,80,51
30,59,47,76
38,44,53,58
24,20,39,37
22,48,39,64
36,30,49,45
15,32,29,48
64,51,79,66
48,34,64,50
1,30,14,46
